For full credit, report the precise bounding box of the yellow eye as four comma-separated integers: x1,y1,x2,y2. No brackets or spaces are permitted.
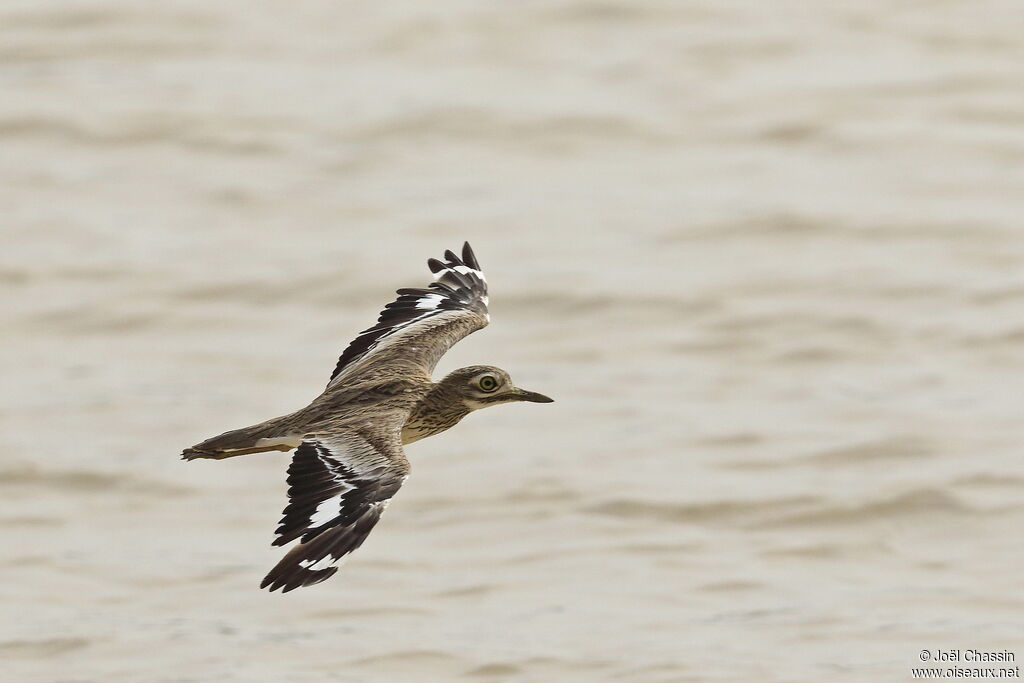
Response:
478,375,499,392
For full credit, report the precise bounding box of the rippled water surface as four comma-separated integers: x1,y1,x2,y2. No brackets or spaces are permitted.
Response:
2,1,1023,681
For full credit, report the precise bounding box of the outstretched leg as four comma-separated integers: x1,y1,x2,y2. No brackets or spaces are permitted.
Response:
181,420,301,462
182,444,293,461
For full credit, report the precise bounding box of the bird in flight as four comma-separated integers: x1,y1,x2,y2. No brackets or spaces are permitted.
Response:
182,243,553,592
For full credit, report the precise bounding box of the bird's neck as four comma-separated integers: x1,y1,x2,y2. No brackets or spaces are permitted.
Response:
401,382,471,445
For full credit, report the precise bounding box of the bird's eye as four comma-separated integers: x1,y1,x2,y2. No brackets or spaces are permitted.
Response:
478,375,499,392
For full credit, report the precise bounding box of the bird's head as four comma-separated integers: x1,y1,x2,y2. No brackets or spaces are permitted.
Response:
441,365,553,411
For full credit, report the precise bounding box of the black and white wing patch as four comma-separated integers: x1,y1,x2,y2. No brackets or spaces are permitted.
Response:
261,434,409,593
327,242,488,387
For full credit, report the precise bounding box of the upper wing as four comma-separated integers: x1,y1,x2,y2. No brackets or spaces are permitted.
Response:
260,421,409,593
326,242,488,388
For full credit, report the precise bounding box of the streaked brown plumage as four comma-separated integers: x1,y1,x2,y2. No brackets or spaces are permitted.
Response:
182,243,552,592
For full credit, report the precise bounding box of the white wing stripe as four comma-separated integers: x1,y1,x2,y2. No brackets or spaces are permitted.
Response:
414,293,445,310
308,492,346,528
435,264,486,283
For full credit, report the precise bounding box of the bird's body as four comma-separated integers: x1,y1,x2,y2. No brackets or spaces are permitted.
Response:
183,243,552,592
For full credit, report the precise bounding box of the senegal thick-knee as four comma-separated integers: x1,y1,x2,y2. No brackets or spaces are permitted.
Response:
183,243,552,593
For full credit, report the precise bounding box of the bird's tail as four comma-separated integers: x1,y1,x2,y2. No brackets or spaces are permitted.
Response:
181,419,301,461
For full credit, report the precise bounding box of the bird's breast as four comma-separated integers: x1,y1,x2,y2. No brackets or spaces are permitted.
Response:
400,405,469,445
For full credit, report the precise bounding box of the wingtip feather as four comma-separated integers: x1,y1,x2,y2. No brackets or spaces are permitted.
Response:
461,241,480,269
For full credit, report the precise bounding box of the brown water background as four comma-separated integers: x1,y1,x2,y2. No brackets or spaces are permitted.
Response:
2,2,1023,681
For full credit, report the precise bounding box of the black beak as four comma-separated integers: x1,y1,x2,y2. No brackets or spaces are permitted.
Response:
513,388,554,403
